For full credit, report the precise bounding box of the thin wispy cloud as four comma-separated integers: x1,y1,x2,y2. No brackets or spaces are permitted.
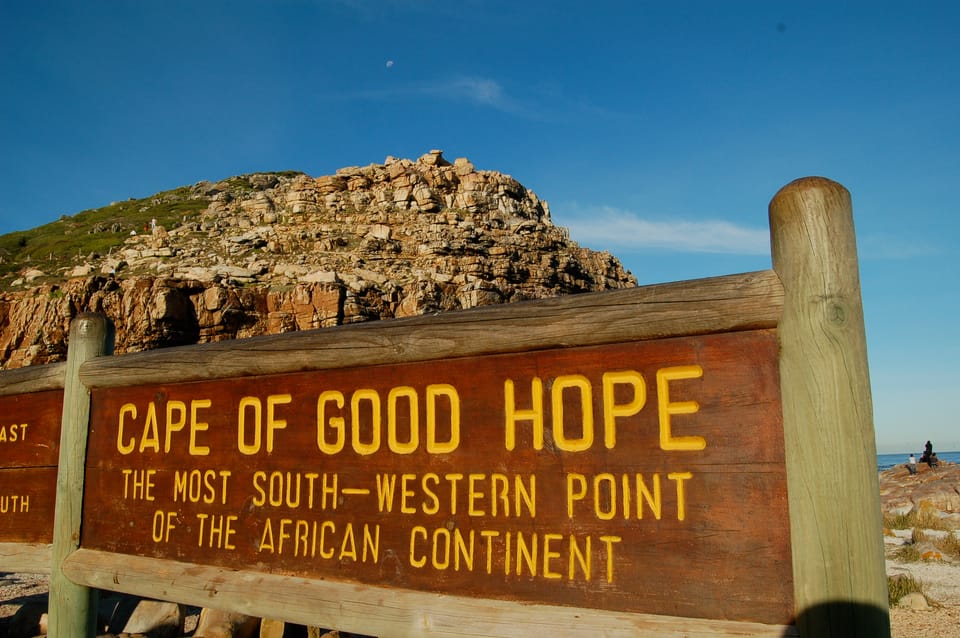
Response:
423,77,528,114
334,75,530,116
562,205,770,255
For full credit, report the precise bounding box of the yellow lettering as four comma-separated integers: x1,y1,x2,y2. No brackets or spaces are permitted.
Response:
593,473,616,521
117,403,137,454
566,473,587,518
431,527,450,569
339,522,357,561
669,471,693,521
637,474,662,519
319,521,336,559
237,396,262,454
515,474,536,518
0,424,22,443
568,534,590,580
516,531,537,576
362,524,380,563
266,394,291,453
426,384,460,453
252,471,266,506
259,518,275,553
138,402,160,453
278,518,292,555
121,468,156,501
410,526,427,567
317,391,345,454
504,377,543,450
454,528,473,571
164,401,187,453
376,474,397,513
656,365,706,451
421,473,440,515
189,399,212,456
602,370,646,448
543,533,563,579
551,374,593,452
387,386,419,454
468,473,485,516
151,510,176,543
491,473,508,516
351,389,381,455
481,530,499,574
600,535,622,583
400,473,416,514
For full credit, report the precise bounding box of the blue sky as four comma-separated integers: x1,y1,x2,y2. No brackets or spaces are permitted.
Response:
1,1,957,453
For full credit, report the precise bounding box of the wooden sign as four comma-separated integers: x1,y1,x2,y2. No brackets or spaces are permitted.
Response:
0,389,63,544
46,179,891,637
83,329,791,624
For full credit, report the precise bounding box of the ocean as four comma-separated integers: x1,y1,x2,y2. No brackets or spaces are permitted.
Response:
877,450,960,471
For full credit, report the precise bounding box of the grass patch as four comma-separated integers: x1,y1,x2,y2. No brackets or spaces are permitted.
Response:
936,532,960,560
888,574,926,606
882,508,955,532
894,544,922,562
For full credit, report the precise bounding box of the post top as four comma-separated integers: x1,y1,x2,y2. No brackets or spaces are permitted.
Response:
770,176,849,210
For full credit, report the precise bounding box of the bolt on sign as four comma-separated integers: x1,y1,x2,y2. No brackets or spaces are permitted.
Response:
82,329,791,624
0,389,63,545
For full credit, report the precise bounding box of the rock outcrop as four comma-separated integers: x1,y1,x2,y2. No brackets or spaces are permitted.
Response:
0,152,635,368
880,460,960,522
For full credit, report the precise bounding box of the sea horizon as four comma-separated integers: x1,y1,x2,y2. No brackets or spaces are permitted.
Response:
877,449,960,471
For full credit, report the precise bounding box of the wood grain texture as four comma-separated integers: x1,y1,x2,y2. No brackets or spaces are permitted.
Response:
79,270,783,389
63,549,799,638
48,314,114,638
769,177,889,636
0,361,66,397
0,468,58,544
81,330,792,624
0,542,52,574
0,389,63,467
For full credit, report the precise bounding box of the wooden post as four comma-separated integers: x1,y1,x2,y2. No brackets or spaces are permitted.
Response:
49,313,114,638
769,178,889,636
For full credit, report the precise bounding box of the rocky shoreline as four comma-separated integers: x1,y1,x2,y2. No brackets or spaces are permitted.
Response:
881,460,960,637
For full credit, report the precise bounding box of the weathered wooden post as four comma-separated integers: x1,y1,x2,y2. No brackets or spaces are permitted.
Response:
49,313,114,638
769,177,889,636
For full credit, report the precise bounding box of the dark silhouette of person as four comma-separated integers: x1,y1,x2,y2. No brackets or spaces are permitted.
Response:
920,440,934,465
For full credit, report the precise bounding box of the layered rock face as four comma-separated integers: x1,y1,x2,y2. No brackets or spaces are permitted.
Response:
0,152,635,368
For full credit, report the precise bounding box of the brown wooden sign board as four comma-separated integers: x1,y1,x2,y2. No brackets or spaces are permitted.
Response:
84,329,792,624
0,389,63,544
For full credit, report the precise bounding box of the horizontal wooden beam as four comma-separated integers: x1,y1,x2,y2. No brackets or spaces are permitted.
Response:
63,549,797,638
80,269,782,389
0,361,66,396
0,542,51,574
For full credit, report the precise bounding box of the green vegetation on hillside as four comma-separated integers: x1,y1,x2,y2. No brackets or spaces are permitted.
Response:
0,187,207,285
0,173,302,290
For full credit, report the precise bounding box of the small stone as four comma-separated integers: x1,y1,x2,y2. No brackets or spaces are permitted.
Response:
898,592,930,610
120,599,185,638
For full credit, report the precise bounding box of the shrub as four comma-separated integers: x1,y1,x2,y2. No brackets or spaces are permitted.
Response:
936,532,960,561
894,544,922,562
882,508,954,532
888,574,926,606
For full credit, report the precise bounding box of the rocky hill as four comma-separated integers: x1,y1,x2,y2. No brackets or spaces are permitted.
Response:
0,151,635,368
